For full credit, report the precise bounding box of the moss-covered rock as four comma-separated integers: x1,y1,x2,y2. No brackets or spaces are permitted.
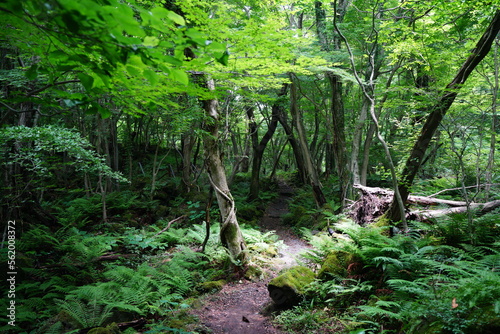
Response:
248,242,278,257
198,279,226,292
87,323,121,334
268,266,315,307
318,250,362,280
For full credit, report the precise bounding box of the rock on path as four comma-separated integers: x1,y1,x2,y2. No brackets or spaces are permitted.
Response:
190,184,310,334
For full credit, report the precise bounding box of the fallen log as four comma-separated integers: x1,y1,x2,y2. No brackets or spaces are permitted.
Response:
354,184,469,207
352,184,500,223
415,200,500,219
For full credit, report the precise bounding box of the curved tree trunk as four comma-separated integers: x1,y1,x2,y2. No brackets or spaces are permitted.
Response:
276,100,307,184
386,10,500,222
248,85,287,201
202,78,248,263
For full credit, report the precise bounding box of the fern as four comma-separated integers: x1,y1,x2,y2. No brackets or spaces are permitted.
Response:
56,298,113,328
356,299,403,321
43,321,65,334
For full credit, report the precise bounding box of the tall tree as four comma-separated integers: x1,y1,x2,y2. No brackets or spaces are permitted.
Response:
315,0,351,207
385,9,500,223
289,76,327,207
201,78,248,263
248,85,288,201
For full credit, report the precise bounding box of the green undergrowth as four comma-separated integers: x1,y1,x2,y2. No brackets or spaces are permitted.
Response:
282,177,343,233
0,183,283,333
272,210,500,334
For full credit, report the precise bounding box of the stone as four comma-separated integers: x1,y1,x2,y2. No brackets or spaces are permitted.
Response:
267,266,315,307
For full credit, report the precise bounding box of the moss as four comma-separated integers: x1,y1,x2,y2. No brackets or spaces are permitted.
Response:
268,266,316,306
198,279,226,292
248,243,278,257
244,265,264,280
373,213,391,227
269,266,315,292
87,323,121,334
318,250,362,280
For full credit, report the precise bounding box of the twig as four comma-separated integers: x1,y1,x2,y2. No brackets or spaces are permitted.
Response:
153,215,186,237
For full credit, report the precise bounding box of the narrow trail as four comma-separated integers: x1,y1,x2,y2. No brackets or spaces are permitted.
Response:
190,184,310,334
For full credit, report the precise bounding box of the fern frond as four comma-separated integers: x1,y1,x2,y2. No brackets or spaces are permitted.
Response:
387,279,431,298
372,256,404,269
56,298,113,328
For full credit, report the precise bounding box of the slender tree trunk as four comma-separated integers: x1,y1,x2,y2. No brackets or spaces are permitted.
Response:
386,10,500,222
350,98,367,185
248,85,287,201
485,37,499,200
315,0,350,207
290,77,327,207
181,130,196,192
276,101,307,184
202,78,247,263
360,60,400,186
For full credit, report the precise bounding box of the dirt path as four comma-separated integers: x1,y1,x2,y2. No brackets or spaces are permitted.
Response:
190,184,310,334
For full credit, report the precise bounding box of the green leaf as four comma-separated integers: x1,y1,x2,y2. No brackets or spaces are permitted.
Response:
163,55,183,66
167,11,185,26
185,28,206,46
143,36,159,47
0,0,23,13
99,107,112,119
170,69,189,86
61,12,80,33
25,64,38,80
143,69,158,85
126,65,141,76
216,50,230,66
206,41,226,54
77,73,94,91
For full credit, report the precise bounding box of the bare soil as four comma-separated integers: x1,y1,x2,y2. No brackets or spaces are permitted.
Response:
189,184,310,334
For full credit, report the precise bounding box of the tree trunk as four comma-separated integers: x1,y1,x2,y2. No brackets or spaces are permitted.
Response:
386,10,500,222
248,85,287,201
202,78,248,263
315,0,350,207
181,130,196,192
484,36,499,201
290,77,327,207
276,99,307,184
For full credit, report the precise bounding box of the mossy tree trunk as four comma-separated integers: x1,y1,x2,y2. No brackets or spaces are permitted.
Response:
202,78,248,264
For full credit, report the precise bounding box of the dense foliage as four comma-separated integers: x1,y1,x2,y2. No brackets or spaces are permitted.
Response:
1,0,499,333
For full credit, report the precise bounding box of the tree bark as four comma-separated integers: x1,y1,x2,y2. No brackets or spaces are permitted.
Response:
289,77,327,207
181,129,196,192
484,36,499,200
248,85,287,201
202,78,248,263
315,0,350,207
386,10,500,222
276,98,307,184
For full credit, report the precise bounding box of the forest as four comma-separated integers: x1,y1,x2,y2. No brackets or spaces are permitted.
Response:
0,0,499,333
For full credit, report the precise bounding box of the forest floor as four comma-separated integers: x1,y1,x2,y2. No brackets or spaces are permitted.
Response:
189,184,311,334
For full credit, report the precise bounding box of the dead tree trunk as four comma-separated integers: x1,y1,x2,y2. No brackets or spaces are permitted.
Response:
352,184,500,224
